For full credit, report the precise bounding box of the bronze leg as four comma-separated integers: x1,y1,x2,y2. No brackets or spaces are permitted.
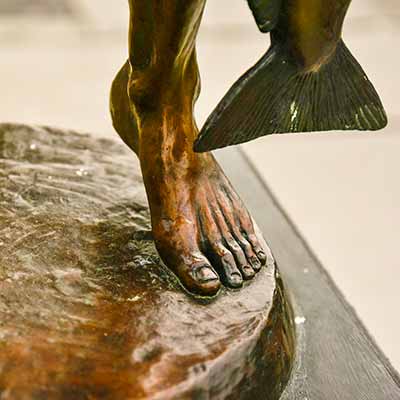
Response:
110,0,268,296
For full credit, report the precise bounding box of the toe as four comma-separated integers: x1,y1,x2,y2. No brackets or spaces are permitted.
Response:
249,255,262,272
225,237,255,280
175,253,221,296
188,264,221,295
245,232,268,267
251,222,276,267
240,264,256,280
232,208,268,267
234,236,262,272
212,190,265,272
211,242,243,289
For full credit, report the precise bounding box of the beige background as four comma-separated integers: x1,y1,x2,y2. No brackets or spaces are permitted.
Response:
0,0,398,371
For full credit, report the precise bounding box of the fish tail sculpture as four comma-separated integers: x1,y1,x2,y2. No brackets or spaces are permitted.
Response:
194,0,388,152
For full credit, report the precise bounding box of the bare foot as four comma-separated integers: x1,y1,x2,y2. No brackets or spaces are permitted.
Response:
138,121,268,296
110,62,270,296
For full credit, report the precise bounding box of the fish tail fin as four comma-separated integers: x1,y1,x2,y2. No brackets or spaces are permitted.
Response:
194,40,387,152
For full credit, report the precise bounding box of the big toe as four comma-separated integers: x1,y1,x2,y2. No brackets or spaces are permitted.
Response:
178,256,221,296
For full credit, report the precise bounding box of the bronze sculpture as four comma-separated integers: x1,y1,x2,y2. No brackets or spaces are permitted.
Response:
110,0,386,296
195,0,387,150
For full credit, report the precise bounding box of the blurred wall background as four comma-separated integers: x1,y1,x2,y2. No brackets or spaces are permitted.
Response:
0,0,398,371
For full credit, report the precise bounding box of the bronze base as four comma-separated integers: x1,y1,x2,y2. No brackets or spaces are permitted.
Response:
0,124,295,400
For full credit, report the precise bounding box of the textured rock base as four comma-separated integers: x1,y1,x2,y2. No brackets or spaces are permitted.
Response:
0,124,295,400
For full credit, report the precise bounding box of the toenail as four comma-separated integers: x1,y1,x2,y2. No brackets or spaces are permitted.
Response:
251,257,261,270
243,265,255,275
195,266,218,282
258,251,266,259
229,273,243,287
